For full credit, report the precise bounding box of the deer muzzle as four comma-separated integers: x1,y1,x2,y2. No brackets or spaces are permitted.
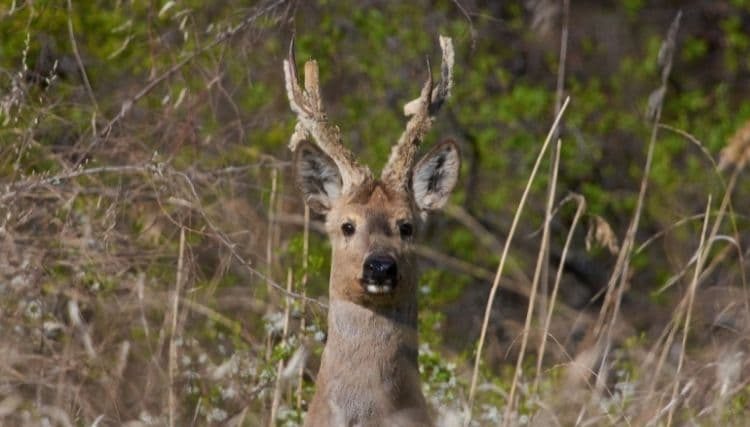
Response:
361,254,398,294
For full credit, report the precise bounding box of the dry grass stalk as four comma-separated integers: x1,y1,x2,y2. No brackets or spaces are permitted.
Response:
539,0,570,333
66,0,98,113
591,13,682,400
266,167,278,296
269,269,293,426
665,196,712,426
296,204,310,411
504,136,563,424
168,227,187,427
534,193,586,389
647,151,745,418
466,96,570,425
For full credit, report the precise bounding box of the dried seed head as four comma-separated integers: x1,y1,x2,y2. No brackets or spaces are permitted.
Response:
585,215,619,255
719,119,750,172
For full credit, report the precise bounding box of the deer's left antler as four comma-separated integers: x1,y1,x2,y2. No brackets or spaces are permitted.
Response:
381,35,454,191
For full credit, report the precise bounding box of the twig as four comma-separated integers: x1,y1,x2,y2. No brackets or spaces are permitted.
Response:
445,204,502,252
180,298,256,346
635,213,706,254
153,167,326,308
0,164,151,203
451,0,477,50
96,0,285,140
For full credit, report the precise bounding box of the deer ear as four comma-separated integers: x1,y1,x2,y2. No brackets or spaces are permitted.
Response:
412,140,460,212
294,141,343,214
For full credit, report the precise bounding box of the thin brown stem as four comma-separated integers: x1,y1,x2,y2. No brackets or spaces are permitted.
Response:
296,205,310,410
505,136,563,421
534,193,586,389
168,227,186,427
666,196,711,426
269,269,293,426
465,97,570,425
66,0,99,113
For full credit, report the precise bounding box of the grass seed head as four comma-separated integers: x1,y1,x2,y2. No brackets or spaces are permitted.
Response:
719,119,750,172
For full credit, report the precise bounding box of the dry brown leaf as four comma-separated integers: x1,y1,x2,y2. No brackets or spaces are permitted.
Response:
719,119,750,172
586,215,620,255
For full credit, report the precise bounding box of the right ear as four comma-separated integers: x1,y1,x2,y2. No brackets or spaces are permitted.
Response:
293,141,343,214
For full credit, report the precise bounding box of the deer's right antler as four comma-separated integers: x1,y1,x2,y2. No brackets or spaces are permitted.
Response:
283,39,372,193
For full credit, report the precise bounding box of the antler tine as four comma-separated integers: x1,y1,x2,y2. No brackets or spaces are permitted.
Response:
381,35,454,190
284,38,371,192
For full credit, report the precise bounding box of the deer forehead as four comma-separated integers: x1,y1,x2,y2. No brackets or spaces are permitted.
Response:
327,183,414,227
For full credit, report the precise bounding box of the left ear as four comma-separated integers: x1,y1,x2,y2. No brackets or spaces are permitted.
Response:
412,139,461,212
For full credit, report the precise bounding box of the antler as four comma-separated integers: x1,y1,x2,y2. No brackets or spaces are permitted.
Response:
381,35,454,191
283,38,372,193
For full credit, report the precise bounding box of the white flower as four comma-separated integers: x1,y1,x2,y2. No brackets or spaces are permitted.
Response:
264,312,285,335
10,275,28,289
221,386,237,399
206,408,228,422
24,299,42,320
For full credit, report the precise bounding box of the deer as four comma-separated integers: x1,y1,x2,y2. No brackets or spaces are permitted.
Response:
283,36,459,427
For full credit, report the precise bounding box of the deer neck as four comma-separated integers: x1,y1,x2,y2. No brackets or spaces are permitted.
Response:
326,298,419,355
309,297,428,425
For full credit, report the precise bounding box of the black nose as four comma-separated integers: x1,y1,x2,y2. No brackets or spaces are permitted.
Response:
362,255,398,285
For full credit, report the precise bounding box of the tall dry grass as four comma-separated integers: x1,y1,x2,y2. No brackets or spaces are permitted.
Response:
0,2,749,427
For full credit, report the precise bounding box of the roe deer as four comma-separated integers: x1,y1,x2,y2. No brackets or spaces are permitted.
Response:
284,36,459,427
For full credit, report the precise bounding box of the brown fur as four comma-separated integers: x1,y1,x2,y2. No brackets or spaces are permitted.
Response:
285,37,458,427
304,182,430,427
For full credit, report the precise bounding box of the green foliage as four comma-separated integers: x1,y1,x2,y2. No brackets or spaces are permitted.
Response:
621,0,646,18
2,0,750,424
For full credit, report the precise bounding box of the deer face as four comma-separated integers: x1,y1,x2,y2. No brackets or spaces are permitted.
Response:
284,35,457,307
294,140,460,306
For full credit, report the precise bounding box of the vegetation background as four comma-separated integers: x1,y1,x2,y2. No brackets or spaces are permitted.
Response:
1,0,749,425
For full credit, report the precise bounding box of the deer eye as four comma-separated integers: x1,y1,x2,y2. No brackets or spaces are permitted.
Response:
341,222,356,236
399,222,413,238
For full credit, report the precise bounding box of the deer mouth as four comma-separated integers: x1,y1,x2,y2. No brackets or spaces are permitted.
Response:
362,279,395,295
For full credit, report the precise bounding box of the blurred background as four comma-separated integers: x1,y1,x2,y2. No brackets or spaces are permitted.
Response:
1,0,749,425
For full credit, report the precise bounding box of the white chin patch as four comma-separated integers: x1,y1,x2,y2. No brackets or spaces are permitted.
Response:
366,284,393,294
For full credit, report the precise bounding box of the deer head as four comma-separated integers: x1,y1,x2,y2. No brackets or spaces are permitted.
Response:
284,37,460,305
285,36,459,426
284,36,459,307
